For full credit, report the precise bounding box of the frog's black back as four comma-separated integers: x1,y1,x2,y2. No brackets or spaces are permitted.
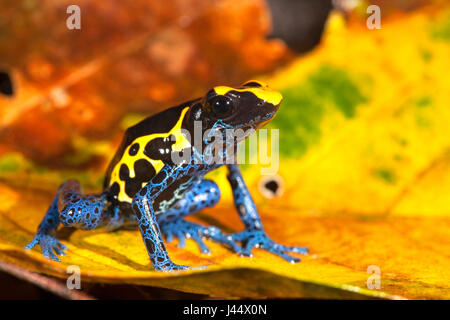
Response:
103,99,199,202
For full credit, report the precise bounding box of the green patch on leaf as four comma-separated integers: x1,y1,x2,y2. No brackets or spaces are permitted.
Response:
414,96,432,108
430,12,450,41
421,49,433,62
271,88,323,158
0,154,21,172
393,135,408,147
373,168,396,185
307,65,367,118
272,65,368,158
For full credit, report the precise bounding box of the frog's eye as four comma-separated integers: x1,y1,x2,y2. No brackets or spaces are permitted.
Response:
207,95,233,117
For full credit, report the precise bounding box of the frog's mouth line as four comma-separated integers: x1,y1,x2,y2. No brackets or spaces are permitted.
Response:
242,112,276,130
210,124,256,144
211,110,277,142
237,123,256,131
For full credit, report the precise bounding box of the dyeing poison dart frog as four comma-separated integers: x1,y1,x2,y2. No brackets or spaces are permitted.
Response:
26,80,308,271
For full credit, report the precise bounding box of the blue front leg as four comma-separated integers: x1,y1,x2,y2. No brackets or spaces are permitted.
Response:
25,189,67,261
227,164,308,263
26,179,123,261
132,164,191,271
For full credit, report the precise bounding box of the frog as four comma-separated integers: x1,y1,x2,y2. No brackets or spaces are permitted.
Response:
25,80,308,271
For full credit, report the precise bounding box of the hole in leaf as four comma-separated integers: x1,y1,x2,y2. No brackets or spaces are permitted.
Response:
265,180,279,194
259,174,284,199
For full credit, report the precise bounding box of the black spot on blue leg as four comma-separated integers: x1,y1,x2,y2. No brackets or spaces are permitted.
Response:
144,238,156,254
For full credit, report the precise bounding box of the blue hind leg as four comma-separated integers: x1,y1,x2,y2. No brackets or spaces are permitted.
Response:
158,179,241,254
26,179,123,261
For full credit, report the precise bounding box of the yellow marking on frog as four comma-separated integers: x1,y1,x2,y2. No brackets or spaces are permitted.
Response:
110,107,191,203
213,81,283,106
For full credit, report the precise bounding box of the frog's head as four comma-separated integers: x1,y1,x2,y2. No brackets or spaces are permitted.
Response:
188,80,282,136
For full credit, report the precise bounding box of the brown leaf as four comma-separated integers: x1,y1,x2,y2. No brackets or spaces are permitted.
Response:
0,0,288,164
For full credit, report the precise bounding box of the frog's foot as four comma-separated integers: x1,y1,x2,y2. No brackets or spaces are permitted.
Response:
25,234,68,262
161,219,241,254
155,261,191,272
231,230,308,263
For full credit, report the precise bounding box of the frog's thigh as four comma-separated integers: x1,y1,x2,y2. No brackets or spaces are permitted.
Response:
157,179,220,224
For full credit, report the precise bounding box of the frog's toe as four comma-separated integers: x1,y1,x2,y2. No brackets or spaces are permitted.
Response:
58,242,68,251
203,225,242,254
169,264,190,271
43,248,61,262
267,245,301,264
161,220,241,254
279,245,309,255
25,234,67,262
189,233,211,254
24,237,39,250
53,245,67,256
231,230,307,263
176,234,187,248
164,230,174,243
164,227,187,248
156,261,191,272
238,237,259,258
174,226,211,254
